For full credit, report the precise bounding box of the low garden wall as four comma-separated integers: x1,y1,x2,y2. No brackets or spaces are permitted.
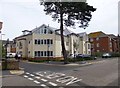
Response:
2,59,19,70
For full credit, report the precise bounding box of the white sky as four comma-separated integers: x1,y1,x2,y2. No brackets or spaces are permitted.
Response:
0,0,119,40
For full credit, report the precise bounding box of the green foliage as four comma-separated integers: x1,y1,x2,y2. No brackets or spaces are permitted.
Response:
110,52,120,57
28,59,46,63
67,57,94,62
40,1,96,29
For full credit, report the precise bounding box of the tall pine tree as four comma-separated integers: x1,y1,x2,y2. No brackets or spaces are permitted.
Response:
40,0,96,64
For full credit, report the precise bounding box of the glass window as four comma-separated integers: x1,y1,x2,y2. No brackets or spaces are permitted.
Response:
35,51,37,57
88,44,90,49
50,39,53,44
50,51,53,56
44,51,47,56
110,42,112,47
97,43,99,47
38,39,40,44
44,29,47,34
35,39,37,44
96,37,99,41
41,51,43,56
47,39,50,44
44,40,47,44
41,40,43,44
38,51,40,56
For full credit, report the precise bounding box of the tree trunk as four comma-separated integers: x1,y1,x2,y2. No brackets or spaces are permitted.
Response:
60,8,68,64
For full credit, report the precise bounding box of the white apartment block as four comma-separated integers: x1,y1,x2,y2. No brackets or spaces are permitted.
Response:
14,24,91,60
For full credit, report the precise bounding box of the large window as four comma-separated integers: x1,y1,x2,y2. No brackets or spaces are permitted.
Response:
34,51,53,57
34,39,53,45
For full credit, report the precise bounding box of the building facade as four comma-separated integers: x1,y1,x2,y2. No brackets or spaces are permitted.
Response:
88,31,118,55
14,24,91,60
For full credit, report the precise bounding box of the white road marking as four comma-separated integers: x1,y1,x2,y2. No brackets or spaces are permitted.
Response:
48,82,57,86
30,74,35,77
26,72,30,75
41,84,47,87
23,75,28,78
35,76,40,79
28,78,34,80
33,80,40,84
41,79,48,82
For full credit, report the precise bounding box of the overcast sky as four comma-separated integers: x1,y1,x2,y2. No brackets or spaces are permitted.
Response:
0,0,119,40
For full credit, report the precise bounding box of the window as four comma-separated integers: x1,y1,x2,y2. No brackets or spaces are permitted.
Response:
19,42,23,49
110,42,112,47
35,51,37,57
97,43,99,47
28,51,30,54
50,39,53,44
41,51,43,56
44,40,47,44
41,40,43,44
38,51,40,56
35,39,37,44
50,51,53,56
47,39,50,44
96,37,99,41
44,29,47,34
44,51,47,56
29,41,30,44
38,39,40,44
88,44,90,49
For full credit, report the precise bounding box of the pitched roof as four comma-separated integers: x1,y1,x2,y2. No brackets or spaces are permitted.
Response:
32,24,74,36
88,31,107,38
107,34,117,38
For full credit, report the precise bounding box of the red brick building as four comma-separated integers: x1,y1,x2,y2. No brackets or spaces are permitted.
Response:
88,31,118,55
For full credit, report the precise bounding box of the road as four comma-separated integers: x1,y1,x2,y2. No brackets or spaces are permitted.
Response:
2,58,119,87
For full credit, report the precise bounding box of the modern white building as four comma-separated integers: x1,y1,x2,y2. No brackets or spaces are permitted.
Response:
14,24,91,60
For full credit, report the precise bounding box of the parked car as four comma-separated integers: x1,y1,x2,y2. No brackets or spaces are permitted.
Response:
76,54,91,58
76,54,97,60
68,54,77,59
6,53,16,58
102,53,111,58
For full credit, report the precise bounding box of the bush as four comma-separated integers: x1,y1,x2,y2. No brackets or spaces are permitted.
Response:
28,59,46,63
67,57,94,62
110,52,120,57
